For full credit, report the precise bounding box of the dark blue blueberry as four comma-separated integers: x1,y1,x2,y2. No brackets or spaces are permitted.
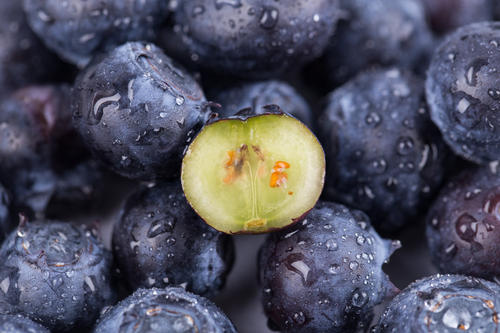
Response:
212,80,313,128
426,22,500,164
0,220,116,332
420,0,494,35
0,85,103,218
72,41,210,181
318,68,448,231
113,182,234,298
169,0,341,78
23,0,169,67
259,201,400,333
0,1,67,97
0,313,50,333
426,166,500,282
94,287,237,333
0,183,11,244
323,0,433,86
375,274,500,332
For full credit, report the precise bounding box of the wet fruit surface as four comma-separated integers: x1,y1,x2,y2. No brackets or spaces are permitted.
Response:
259,201,400,332
0,220,116,332
426,167,500,281
170,0,341,77
212,80,313,128
72,41,209,181
323,0,433,87
375,274,500,332
182,109,325,234
94,287,237,333
426,22,500,164
0,183,11,244
319,68,447,231
113,182,234,297
23,0,169,67
0,313,51,333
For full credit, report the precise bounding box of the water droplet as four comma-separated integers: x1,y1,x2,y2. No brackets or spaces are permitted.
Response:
259,7,279,29
147,216,176,238
285,254,311,285
488,88,500,100
455,214,478,242
456,98,471,114
442,307,471,330
351,289,368,307
349,261,359,270
329,264,340,274
397,137,414,155
292,312,306,325
175,96,185,105
444,242,457,258
325,239,338,251
215,0,242,9
365,112,381,126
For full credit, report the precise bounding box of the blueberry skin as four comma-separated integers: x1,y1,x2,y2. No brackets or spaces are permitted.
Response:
375,274,500,332
171,0,340,78
0,221,116,332
113,182,234,298
420,0,494,35
94,287,237,333
259,201,400,333
318,68,448,232
0,85,103,218
72,42,209,181
212,80,313,128
426,167,500,281
23,0,169,67
0,183,11,244
0,1,65,97
324,0,433,86
0,314,51,333
426,22,500,164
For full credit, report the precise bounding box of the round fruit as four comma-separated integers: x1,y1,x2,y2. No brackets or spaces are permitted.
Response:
375,274,500,332
94,287,237,333
170,0,341,77
113,182,234,297
426,22,500,164
259,201,400,332
426,166,500,281
181,107,325,234
72,41,209,180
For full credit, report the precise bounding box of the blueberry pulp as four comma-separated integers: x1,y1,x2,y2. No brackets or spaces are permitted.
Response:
420,0,493,35
0,313,51,333
212,80,313,128
426,167,500,281
94,287,237,333
0,85,103,218
375,274,500,332
259,201,400,332
322,0,433,87
0,220,116,332
72,41,209,181
113,182,234,298
0,183,11,244
23,0,169,67
426,22,500,164
170,0,341,78
0,1,67,97
318,68,448,232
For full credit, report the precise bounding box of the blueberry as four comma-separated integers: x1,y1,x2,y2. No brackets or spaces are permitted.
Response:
94,287,237,333
0,183,11,244
0,85,103,218
375,274,500,332
0,313,50,333
72,41,210,181
113,182,234,297
0,1,67,97
23,0,169,67
169,0,341,77
0,220,116,332
259,201,400,332
426,167,500,281
322,0,433,86
212,80,313,128
426,22,500,164
318,68,448,231
420,0,494,34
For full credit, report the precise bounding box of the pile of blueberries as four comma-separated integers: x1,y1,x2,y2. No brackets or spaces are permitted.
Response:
1,0,500,332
